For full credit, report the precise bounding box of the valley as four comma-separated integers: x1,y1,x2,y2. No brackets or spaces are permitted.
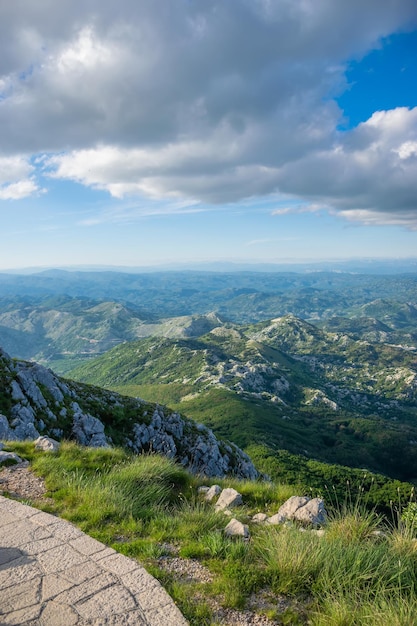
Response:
1,268,416,485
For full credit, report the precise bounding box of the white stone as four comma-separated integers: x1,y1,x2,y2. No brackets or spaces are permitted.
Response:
215,488,243,511
34,436,60,453
205,485,221,502
224,518,250,539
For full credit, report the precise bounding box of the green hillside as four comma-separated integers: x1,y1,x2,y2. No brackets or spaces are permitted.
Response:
69,316,417,482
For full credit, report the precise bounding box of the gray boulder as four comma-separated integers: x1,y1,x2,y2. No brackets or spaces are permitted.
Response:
0,415,11,440
0,451,22,466
34,436,60,452
292,498,327,526
224,518,250,539
268,496,327,527
205,485,222,502
267,496,310,525
215,488,243,511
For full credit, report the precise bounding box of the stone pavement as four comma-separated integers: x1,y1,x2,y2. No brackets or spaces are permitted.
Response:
0,495,188,625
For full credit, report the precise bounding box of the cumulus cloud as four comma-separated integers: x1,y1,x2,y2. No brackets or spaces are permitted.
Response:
1,0,417,224
0,156,41,199
273,107,417,227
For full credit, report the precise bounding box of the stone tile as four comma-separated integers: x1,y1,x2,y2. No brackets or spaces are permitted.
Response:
75,584,137,620
0,547,23,566
0,510,18,526
41,574,75,601
136,582,173,611
85,609,148,624
0,578,41,614
0,603,42,625
0,519,52,547
0,496,39,519
23,536,62,555
46,519,83,541
119,569,153,595
37,543,89,573
63,559,104,584
0,559,41,588
29,510,62,527
40,600,79,626
55,572,119,606
92,546,117,560
94,552,139,576
70,535,108,556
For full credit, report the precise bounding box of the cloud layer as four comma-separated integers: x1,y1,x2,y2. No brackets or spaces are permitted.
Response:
1,0,417,225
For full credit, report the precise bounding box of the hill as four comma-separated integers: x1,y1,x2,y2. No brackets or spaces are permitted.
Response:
0,295,223,373
0,346,257,479
69,315,417,482
1,271,417,374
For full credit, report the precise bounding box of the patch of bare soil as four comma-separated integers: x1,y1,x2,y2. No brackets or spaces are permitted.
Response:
0,461,53,504
157,553,310,625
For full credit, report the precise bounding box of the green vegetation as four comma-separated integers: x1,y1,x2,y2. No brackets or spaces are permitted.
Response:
4,441,417,625
68,314,417,482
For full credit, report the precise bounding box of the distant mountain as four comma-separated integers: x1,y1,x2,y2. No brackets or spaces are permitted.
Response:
0,295,224,373
0,347,257,479
0,270,416,324
69,315,417,482
2,258,417,274
1,271,417,370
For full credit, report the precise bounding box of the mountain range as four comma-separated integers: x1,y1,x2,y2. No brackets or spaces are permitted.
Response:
1,269,416,486
69,314,417,482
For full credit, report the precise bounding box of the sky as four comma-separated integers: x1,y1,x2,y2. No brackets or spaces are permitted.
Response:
1,0,417,270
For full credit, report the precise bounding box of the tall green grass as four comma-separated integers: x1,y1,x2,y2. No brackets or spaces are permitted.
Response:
4,440,417,625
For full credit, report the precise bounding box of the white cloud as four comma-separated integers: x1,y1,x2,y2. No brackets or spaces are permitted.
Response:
273,107,417,227
0,0,417,223
0,155,40,199
0,179,39,200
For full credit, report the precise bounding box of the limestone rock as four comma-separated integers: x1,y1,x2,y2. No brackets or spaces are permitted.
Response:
268,496,327,527
71,404,109,448
215,488,243,511
205,485,221,502
0,451,22,466
0,415,11,440
34,436,60,453
292,498,327,526
252,513,268,523
224,518,250,539
268,496,310,525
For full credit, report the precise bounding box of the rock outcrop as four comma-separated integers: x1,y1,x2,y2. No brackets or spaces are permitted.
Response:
267,495,327,526
0,347,258,479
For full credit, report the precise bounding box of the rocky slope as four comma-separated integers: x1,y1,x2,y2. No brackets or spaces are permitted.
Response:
69,315,417,481
0,347,258,479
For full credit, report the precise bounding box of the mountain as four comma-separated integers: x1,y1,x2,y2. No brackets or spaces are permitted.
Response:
1,271,417,374
0,295,224,373
0,347,258,479
1,270,417,324
69,315,417,482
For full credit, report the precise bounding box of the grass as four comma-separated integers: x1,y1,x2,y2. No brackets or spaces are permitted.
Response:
3,440,417,625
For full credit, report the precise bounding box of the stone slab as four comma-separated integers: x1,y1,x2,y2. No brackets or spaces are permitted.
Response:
0,495,188,625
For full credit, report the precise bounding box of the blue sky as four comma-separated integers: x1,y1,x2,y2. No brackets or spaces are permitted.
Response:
1,1,417,270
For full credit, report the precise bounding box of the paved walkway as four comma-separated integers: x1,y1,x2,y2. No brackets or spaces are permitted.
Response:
0,495,188,625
